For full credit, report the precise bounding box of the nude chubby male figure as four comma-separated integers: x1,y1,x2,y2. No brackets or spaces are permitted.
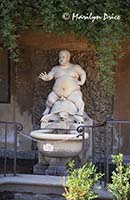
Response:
39,50,86,117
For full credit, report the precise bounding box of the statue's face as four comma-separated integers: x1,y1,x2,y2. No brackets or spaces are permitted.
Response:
59,52,70,66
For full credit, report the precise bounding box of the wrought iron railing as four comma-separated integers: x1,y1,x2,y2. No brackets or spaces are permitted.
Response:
0,121,23,176
0,119,130,187
77,122,108,185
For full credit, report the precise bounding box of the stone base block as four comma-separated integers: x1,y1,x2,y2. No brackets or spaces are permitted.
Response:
33,163,48,175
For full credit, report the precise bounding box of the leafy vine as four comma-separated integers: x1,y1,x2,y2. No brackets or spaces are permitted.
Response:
0,0,130,93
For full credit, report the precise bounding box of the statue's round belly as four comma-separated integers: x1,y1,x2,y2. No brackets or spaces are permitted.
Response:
53,77,80,97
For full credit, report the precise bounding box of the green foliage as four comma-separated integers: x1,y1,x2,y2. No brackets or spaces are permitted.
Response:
63,161,103,200
107,154,130,200
0,0,130,92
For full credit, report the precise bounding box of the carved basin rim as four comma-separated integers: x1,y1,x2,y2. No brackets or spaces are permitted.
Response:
30,129,89,141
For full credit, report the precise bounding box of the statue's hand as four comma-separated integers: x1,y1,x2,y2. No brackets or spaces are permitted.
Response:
39,72,48,81
74,115,84,124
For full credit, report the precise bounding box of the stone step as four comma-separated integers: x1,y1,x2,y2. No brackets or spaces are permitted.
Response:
0,174,113,200
0,192,65,200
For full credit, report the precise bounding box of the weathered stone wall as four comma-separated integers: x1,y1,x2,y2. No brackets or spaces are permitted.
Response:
15,48,33,150
113,41,130,154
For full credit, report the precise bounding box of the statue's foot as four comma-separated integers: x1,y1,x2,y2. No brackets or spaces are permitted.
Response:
40,114,50,123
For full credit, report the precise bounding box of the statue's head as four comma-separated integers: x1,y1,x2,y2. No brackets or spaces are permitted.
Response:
59,50,70,66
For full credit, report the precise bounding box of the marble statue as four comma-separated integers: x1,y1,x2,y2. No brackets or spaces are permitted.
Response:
39,50,86,124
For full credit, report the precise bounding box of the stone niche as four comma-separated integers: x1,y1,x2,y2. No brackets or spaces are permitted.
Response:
15,44,112,152
17,32,112,129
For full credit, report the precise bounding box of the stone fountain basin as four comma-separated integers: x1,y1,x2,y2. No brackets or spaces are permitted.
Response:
30,130,89,157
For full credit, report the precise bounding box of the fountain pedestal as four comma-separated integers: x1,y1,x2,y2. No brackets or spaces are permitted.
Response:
33,155,71,176
30,126,89,176
45,157,71,176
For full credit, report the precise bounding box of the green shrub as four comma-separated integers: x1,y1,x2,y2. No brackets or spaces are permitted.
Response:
63,161,103,200
107,154,130,200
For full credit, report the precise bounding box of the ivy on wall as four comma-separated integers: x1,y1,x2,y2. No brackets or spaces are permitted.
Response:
0,0,130,93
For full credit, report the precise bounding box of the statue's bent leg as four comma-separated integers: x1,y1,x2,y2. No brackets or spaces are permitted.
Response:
43,91,59,115
41,113,53,122
68,90,84,116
